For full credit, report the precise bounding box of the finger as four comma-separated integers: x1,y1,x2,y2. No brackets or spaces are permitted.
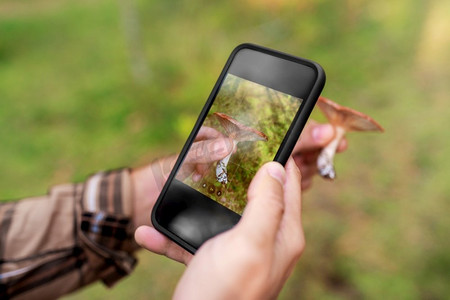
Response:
185,138,233,164
135,226,193,265
294,151,319,166
283,157,302,224
195,126,225,141
192,172,202,182
293,121,335,153
195,163,212,177
279,158,305,261
300,165,317,184
301,178,313,190
337,137,348,153
293,154,318,190
191,163,214,181
294,138,347,165
294,155,318,178
239,162,286,246
294,138,346,174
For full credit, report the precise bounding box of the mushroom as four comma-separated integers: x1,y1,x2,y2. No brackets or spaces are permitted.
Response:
316,96,384,179
213,112,268,184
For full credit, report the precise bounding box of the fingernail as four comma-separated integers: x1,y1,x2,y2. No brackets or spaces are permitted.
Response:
312,124,334,142
266,162,286,185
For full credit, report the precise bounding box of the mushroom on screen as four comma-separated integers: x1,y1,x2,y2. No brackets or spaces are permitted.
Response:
213,112,268,184
316,96,384,179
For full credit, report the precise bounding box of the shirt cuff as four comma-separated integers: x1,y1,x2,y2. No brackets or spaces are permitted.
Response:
78,168,139,287
81,168,133,218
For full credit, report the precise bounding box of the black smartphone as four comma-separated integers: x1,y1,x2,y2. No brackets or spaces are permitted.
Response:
152,43,325,253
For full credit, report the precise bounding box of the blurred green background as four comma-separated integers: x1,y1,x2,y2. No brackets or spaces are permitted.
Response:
1,0,449,298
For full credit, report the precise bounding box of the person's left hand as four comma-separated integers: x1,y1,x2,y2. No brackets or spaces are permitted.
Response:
292,120,347,189
132,126,233,263
133,120,347,264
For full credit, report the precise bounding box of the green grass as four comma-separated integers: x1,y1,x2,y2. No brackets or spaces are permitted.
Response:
1,0,449,298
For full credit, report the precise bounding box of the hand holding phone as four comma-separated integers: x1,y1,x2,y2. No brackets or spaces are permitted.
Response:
173,158,304,299
150,44,325,253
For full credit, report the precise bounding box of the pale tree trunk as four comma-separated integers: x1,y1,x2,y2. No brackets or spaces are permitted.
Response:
118,0,150,85
415,0,450,78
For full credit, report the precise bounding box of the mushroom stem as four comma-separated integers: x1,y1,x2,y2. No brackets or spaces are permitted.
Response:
317,126,346,179
216,140,238,184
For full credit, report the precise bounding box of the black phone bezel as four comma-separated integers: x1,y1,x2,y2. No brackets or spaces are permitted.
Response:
151,43,325,254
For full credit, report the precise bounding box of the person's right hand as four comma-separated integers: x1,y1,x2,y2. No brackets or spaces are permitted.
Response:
173,157,304,299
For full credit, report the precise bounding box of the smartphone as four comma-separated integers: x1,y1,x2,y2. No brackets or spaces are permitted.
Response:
152,44,325,253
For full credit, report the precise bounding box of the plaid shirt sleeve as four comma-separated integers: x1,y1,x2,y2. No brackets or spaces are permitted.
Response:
0,168,139,300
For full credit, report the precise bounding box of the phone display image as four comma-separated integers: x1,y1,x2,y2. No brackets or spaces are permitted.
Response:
175,73,302,214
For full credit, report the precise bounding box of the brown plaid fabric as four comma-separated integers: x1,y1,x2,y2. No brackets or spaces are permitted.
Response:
0,169,138,299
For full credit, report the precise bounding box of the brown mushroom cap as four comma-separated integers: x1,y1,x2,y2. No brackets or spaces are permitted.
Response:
317,97,384,132
213,112,268,142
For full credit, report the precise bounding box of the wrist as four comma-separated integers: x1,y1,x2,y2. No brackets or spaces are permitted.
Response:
130,156,177,229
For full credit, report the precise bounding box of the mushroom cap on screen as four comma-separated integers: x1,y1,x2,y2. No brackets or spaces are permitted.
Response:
213,112,268,142
317,97,384,132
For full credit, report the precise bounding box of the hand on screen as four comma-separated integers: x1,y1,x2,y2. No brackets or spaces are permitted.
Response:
177,126,234,181
179,121,348,189
172,158,304,299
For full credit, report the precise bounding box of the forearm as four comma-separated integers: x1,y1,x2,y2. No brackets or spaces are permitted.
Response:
0,169,138,299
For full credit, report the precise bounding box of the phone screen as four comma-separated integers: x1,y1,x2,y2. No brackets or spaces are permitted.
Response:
153,45,322,252
174,73,302,215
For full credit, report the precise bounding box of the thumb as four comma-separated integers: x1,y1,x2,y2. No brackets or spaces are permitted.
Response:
238,162,286,246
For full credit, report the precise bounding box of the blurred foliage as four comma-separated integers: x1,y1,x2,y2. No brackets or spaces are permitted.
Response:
0,0,449,299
